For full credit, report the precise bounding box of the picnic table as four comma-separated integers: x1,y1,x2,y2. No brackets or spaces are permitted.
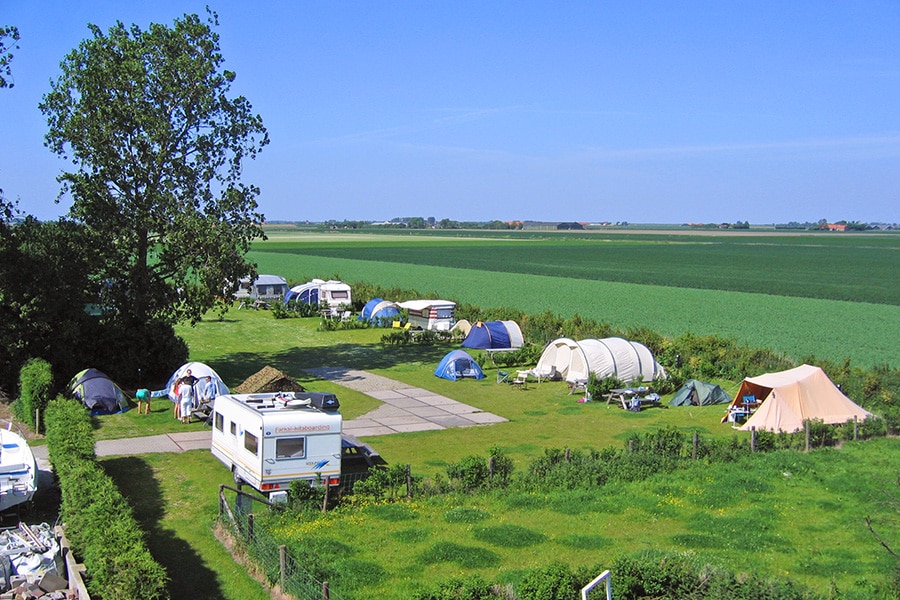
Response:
606,387,661,411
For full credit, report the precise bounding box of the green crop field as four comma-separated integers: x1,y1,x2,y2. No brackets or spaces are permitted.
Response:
247,231,900,368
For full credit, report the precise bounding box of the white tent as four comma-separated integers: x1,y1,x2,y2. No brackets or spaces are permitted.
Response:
165,362,229,401
534,337,667,384
732,364,873,433
534,338,583,381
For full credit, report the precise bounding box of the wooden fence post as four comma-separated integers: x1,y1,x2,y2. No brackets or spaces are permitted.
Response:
406,464,412,498
322,581,330,600
692,432,698,460
488,457,495,485
247,514,254,541
565,448,571,462
854,416,859,441
322,484,330,513
805,421,811,452
279,545,286,593
750,427,757,453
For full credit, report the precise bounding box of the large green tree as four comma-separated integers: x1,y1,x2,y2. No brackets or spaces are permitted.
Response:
40,10,268,325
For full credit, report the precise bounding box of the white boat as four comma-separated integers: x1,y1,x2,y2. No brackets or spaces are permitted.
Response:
0,423,37,513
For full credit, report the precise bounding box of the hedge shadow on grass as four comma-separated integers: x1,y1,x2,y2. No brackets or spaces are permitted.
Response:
102,456,224,600
204,343,452,391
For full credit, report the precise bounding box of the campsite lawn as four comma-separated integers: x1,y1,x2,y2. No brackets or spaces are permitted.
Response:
102,451,271,600
257,438,899,600
85,310,899,599
247,231,900,368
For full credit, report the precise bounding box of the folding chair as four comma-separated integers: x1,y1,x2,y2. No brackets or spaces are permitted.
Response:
511,371,529,389
496,371,510,384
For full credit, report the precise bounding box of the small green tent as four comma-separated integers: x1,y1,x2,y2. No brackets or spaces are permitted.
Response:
669,379,731,406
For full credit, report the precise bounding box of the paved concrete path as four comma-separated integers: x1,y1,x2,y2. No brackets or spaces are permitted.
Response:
304,367,507,437
31,368,506,466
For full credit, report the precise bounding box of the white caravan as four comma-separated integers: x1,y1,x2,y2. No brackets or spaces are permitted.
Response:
398,299,457,331
211,392,342,501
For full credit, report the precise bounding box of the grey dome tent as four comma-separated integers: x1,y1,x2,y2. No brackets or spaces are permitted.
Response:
669,379,731,406
67,368,130,414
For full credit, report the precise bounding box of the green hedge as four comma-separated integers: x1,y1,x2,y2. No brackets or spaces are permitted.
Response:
45,397,169,600
13,358,53,430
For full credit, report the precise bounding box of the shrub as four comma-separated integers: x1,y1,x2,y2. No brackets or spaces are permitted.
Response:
488,446,514,488
412,575,500,600
516,561,581,600
14,357,53,430
447,455,489,491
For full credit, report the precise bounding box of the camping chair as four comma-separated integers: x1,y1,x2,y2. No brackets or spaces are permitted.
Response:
496,371,510,384
511,371,528,389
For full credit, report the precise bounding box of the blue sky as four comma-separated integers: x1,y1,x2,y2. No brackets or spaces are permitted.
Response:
1,1,898,224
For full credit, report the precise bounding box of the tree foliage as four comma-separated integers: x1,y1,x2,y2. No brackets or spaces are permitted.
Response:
0,25,19,89
40,10,268,325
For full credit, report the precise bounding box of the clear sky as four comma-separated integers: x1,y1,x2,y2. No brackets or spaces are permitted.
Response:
1,1,898,224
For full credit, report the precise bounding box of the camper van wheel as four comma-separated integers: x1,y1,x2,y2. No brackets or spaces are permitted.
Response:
232,467,244,487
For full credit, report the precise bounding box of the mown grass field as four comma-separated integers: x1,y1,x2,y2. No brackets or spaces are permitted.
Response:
248,230,899,368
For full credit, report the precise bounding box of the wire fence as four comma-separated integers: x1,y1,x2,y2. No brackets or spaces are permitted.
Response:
217,485,345,600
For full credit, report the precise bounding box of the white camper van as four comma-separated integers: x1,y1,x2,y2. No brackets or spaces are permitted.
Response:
210,392,342,501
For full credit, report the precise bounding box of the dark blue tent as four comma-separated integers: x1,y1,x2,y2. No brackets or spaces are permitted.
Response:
67,368,130,414
434,350,485,381
461,320,524,350
358,298,401,325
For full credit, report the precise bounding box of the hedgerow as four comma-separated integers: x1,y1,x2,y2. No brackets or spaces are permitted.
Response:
45,397,169,600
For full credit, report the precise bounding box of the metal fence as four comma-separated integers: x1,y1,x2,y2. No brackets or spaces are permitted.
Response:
218,485,345,600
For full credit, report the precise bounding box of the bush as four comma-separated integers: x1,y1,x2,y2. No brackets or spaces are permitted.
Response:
13,357,53,430
516,562,581,600
447,455,489,491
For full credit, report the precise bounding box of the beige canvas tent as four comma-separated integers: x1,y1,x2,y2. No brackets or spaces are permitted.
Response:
726,364,872,433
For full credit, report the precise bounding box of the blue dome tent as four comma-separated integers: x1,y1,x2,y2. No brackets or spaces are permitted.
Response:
461,320,524,351
434,350,485,381
358,298,401,326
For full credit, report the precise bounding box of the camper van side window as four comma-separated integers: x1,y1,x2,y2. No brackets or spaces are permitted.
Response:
275,437,306,460
230,421,236,436
214,412,224,431
244,432,259,455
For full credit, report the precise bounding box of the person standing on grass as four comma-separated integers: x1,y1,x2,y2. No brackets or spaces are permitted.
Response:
177,369,198,424
199,375,216,406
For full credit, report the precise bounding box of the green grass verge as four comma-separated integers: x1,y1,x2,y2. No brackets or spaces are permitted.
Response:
102,451,271,600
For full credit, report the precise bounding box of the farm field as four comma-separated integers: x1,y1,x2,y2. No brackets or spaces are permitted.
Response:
248,230,900,368
154,311,900,600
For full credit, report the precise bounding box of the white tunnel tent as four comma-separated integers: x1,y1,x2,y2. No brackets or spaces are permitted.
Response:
534,337,667,384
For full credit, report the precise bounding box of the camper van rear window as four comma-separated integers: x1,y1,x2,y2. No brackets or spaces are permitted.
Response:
214,412,224,432
244,431,259,455
276,437,306,460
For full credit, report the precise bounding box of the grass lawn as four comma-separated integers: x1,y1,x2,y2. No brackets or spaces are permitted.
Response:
87,307,897,599
102,451,271,600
